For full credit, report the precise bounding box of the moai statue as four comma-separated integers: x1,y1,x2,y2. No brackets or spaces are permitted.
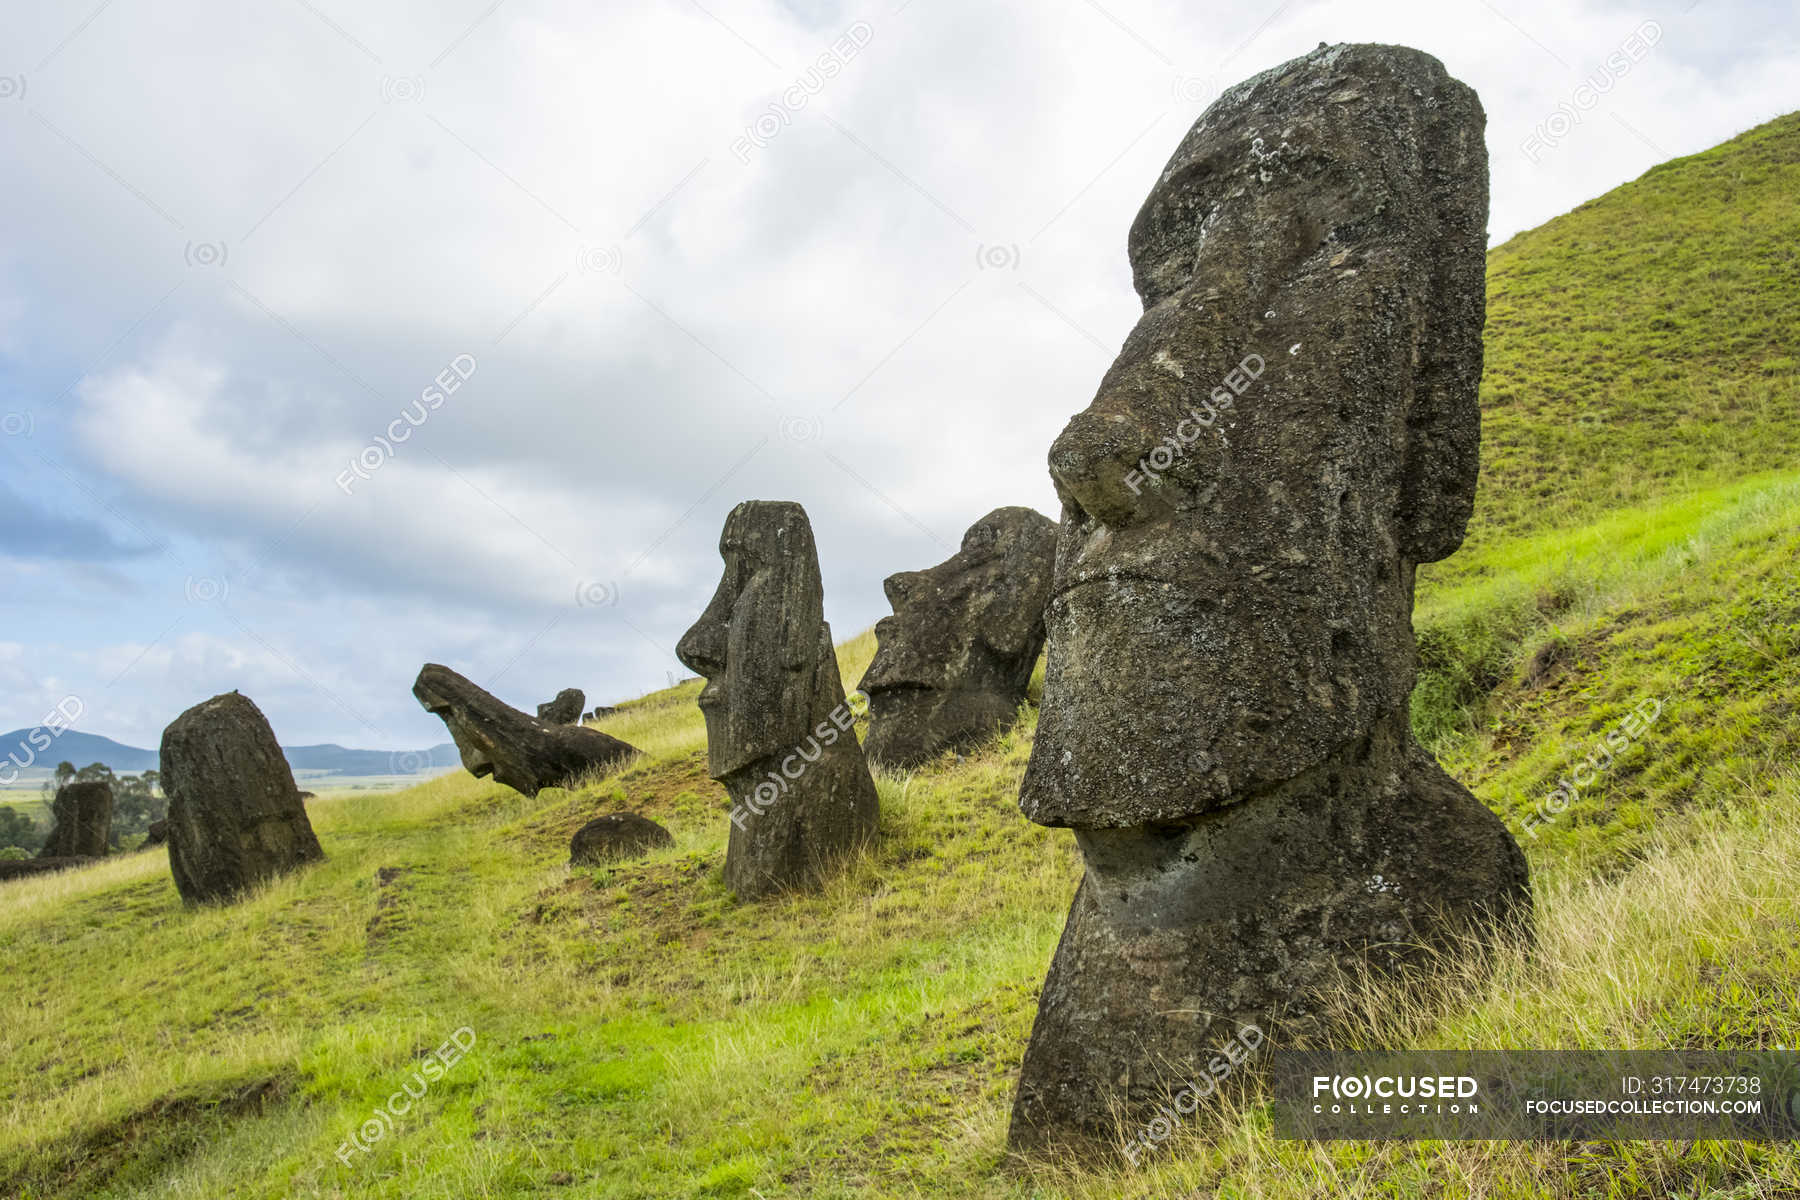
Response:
39,780,113,858
536,689,585,725
859,507,1058,770
160,691,325,904
414,666,636,796
1008,43,1532,1155
677,501,880,899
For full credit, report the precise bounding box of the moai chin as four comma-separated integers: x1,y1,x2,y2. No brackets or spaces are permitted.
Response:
1008,43,1532,1156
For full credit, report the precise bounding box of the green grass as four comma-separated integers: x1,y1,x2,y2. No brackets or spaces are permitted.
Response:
2,114,1799,1198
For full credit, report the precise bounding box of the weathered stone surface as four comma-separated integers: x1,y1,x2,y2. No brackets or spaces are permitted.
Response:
1008,43,1531,1156
860,507,1057,770
143,819,169,847
39,780,113,858
676,500,880,899
536,688,586,725
160,692,325,904
587,706,618,722
569,812,673,865
414,666,638,797
0,856,100,882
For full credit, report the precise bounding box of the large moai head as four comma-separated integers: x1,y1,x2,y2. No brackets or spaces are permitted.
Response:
677,500,833,782
860,506,1058,769
1008,44,1529,1157
1021,41,1489,831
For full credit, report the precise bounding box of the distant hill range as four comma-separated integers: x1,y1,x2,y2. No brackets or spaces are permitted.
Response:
0,729,459,776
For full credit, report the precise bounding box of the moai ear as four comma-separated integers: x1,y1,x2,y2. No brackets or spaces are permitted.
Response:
1396,96,1487,565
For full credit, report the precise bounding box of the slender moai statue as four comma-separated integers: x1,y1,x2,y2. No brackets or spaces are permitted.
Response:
677,501,880,899
859,506,1057,770
1008,43,1532,1155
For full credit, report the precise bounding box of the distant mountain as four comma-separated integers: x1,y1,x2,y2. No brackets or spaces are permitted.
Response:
0,729,459,776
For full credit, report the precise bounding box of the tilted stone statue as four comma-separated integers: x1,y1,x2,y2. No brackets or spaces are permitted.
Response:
160,691,325,904
536,688,585,725
676,500,880,899
39,780,113,858
414,665,637,796
859,506,1057,770
1008,43,1532,1155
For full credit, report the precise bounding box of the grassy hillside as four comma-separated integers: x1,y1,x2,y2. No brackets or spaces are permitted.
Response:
2,116,1798,1198
1470,111,1800,550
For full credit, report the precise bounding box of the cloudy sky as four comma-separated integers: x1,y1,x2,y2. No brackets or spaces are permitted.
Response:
0,0,1791,751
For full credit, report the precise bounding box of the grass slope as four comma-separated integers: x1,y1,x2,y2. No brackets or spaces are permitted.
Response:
2,116,1798,1198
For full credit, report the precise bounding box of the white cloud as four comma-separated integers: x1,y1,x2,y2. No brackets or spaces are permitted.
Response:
2,0,1792,744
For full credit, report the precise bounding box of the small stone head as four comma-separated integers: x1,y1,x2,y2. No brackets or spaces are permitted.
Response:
860,506,1057,765
1021,44,1489,829
677,500,828,781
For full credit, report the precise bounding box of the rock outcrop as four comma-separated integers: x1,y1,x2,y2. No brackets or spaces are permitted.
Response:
860,506,1056,769
1008,43,1531,1156
160,692,325,904
414,665,637,796
39,780,113,858
676,500,880,899
569,813,674,865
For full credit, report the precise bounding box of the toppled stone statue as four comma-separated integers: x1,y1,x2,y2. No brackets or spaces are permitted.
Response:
414,665,637,797
0,856,99,882
587,706,618,722
1008,43,1532,1156
860,506,1057,769
39,780,113,858
537,688,586,725
676,500,880,899
569,812,673,865
161,692,326,904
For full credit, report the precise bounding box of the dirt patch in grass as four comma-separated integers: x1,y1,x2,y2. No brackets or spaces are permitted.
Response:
0,1072,295,1198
